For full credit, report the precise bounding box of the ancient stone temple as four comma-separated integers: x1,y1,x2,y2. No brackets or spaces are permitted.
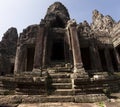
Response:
0,2,120,104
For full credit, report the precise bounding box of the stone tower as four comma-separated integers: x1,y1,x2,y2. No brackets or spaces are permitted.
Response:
14,2,85,75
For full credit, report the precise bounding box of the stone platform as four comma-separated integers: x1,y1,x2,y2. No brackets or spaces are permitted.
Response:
0,97,120,107
0,67,120,105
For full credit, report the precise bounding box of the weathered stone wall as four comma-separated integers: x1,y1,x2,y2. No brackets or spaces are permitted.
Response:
90,9,120,48
91,9,115,33
111,22,120,47
18,25,39,46
76,10,120,72
14,25,40,73
77,10,115,47
0,27,18,75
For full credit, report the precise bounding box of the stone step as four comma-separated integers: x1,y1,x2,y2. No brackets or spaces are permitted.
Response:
0,83,3,87
51,78,71,83
15,88,46,95
55,69,72,73
75,83,109,89
0,94,107,104
0,89,10,95
0,90,6,95
74,94,107,103
43,96,74,102
49,73,71,78
0,81,3,86
16,84,45,89
0,95,73,104
49,89,74,96
74,87,104,94
51,83,72,89
49,89,102,95
22,95,74,103
0,85,15,90
15,88,74,96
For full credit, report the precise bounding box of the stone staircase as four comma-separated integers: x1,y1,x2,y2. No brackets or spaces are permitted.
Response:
73,72,120,95
46,70,74,102
0,70,120,104
14,72,47,95
0,76,15,95
0,80,6,95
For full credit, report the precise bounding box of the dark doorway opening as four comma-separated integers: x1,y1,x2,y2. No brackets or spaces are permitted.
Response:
80,47,91,70
109,49,118,71
10,63,14,74
98,49,107,71
26,47,35,71
51,39,65,62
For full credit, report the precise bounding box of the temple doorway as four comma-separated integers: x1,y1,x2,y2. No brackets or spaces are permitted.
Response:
10,63,14,74
51,39,65,62
26,47,35,71
80,47,91,70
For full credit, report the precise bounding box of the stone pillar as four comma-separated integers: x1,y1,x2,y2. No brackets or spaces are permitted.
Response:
33,24,45,72
14,46,20,74
95,47,103,71
64,33,71,64
42,30,48,68
104,48,114,72
66,28,73,65
114,48,120,71
14,45,27,74
67,20,85,74
90,43,102,71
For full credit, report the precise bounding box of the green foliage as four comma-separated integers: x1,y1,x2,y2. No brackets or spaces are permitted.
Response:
103,87,111,97
99,102,105,107
4,90,15,95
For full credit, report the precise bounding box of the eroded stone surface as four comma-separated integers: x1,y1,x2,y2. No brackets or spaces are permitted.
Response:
91,9,115,33
0,27,18,75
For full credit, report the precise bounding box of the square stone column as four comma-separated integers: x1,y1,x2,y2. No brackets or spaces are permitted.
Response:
42,33,48,68
14,46,21,74
33,24,45,72
114,48,120,71
67,20,86,74
14,45,27,74
104,48,114,72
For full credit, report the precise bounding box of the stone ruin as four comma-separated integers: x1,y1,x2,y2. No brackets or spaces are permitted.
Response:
0,27,18,75
0,2,120,104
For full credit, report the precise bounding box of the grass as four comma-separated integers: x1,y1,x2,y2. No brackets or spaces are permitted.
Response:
98,101,105,107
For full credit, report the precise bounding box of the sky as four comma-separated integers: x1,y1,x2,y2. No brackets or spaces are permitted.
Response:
0,0,120,40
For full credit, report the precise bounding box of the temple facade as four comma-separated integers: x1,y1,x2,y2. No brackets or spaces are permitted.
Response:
0,2,120,103
14,2,120,74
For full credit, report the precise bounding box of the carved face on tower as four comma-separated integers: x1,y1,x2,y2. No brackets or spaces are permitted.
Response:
44,2,70,28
